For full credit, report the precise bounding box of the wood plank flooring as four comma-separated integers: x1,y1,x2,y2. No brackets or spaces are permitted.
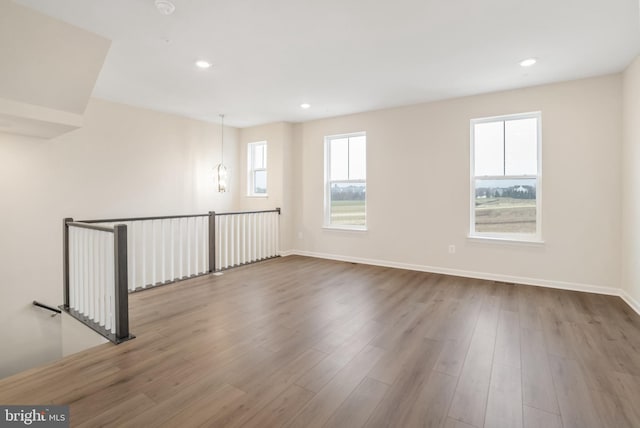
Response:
1,255,640,427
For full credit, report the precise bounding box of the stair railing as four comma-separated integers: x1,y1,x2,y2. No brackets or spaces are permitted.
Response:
62,220,131,343
61,208,280,343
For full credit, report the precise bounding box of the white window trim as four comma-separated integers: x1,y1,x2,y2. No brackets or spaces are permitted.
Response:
247,141,268,197
324,131,367,231
469,111,543,243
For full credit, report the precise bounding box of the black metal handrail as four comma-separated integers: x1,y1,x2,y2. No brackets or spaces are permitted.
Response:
215,208,281,216
33,300,62,314
78,213,209,224
66,221,115,233
78,208,280,223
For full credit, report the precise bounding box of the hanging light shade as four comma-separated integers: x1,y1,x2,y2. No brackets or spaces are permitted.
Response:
217,114,228,192
217,163,228,193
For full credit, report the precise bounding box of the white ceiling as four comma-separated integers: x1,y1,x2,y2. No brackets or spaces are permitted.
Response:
13,0,640,128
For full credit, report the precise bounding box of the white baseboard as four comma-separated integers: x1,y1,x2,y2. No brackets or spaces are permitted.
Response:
279,250,296,257
286,249,640,316
621,291,640,315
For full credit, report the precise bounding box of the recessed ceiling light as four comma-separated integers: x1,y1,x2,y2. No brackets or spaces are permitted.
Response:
300,103,311,109
195,60,212,69
519,58,537,67
154,0,175,15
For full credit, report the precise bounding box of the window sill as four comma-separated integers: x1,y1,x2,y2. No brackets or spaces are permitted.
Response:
467,235,545,246
323,225,368,232
246,194,269,198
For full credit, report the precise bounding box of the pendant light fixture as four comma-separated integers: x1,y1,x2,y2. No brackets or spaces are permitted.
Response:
217,114,228,192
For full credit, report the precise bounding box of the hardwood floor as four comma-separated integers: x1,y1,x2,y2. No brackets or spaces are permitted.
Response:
1,255,640,427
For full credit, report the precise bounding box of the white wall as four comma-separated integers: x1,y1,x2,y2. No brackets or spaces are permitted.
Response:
622,57,640,312
238,122,295,252
0,98,239,378
61,312,107,357
292,75,622,293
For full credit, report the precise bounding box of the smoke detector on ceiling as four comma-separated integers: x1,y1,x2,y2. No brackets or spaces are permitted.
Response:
155,0,176,15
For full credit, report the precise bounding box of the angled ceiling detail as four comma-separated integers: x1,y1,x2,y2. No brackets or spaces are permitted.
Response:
0,0,110,138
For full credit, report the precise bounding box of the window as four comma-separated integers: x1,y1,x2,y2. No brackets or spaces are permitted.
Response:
247,141,267,196
470,112,541,241
324,132,366,229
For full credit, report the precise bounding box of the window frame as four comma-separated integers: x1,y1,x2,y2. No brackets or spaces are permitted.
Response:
247,141,268,197
469,111,542,243
324,131,367,231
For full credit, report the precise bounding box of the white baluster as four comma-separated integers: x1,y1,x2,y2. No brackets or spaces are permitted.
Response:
215,216,220,271
99,232,105,326
83,228,88,315
184,217,189,277
268,213,273,257
221,215,226,268
266,213,272,258
194,217,198,274
201,216,206,273
258,213,264,260
191,217,196,275
274,212,278,257
244,215,248,262
71,228,77,310
186,217,192,277
271,213,276,257
152,220,157,286
200,216,205,274
229,215,234,268
237,215,241,264
225,216,230,269
258,214,263,260
170,219,175,281
194,217,200,274
77,228,82,314
231,215,237,267
161,219,166,283
265,213,270,258
141,220,147,288
77,227,82,309
176,219,180,279
95,230,101,320
244,215,249,264
264,214,269,259
252,215,257,262
200,216,204,273
130,222,136,290
104,237,111,330
200,216,205,273
251,214,257,262
89,231,95,321
253,213,261,261
237,215,242,265
107,234,115,334
240,214,246,265
259,213,264,260
218,216,223,269
263,213,268,259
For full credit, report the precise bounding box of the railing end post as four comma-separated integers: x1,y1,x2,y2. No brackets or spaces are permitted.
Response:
62,217,73,309
113,223,129,341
